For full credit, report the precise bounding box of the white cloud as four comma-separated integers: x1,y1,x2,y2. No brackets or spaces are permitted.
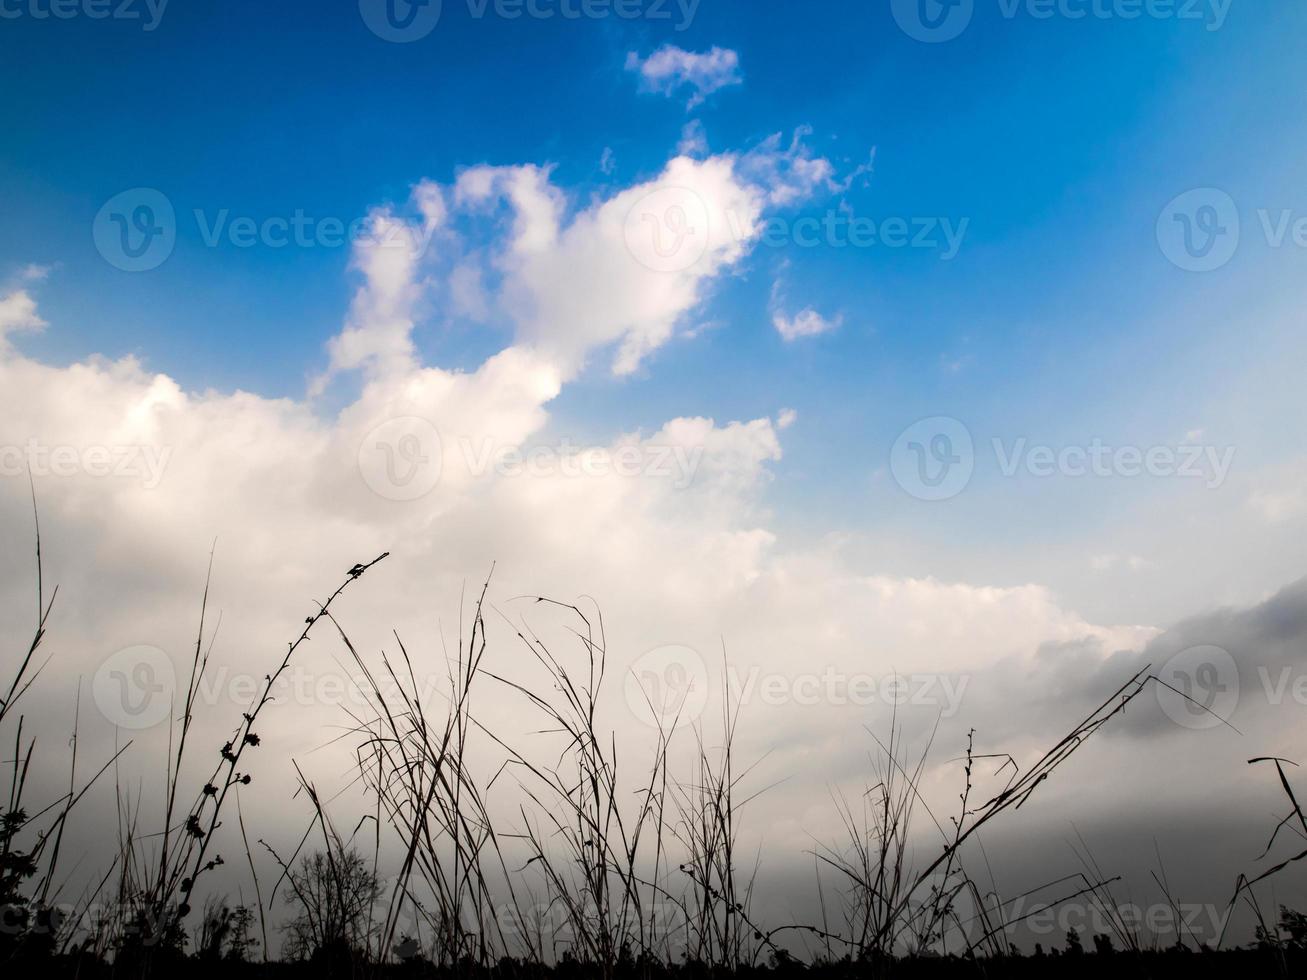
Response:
491,154,764,376
625,45,743,109
311,199,445,393
315,131,844,381
446,147,812,376
772,307,841,342
769,260,842,343
834,148,876,193
0,289,47,350
740,127,838,206
4,139,1251,935
678,119,708,157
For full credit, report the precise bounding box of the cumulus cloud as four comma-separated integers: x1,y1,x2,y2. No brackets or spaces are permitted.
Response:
441,134,838,376
6,135,1302,947
0,268,1179,888
625,45,743,109
0,289,46,350
312,196,446,391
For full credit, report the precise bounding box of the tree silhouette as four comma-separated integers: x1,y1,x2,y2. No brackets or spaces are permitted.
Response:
282,848,380,963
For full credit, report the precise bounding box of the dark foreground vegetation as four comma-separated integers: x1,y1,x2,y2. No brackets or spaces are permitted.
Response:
6,938,1307,979
5,509,1307,979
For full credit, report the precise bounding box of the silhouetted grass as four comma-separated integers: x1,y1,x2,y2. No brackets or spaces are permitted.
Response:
3,507,1306,978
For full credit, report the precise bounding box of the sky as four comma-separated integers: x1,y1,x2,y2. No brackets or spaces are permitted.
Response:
3,0,1307,955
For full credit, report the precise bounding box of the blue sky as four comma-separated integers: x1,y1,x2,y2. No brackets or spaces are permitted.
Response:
3,1,1306,622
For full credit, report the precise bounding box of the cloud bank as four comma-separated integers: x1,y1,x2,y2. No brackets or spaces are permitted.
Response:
2,130,1304,947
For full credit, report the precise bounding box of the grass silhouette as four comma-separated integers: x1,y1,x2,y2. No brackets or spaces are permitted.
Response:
3,508,1305,978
